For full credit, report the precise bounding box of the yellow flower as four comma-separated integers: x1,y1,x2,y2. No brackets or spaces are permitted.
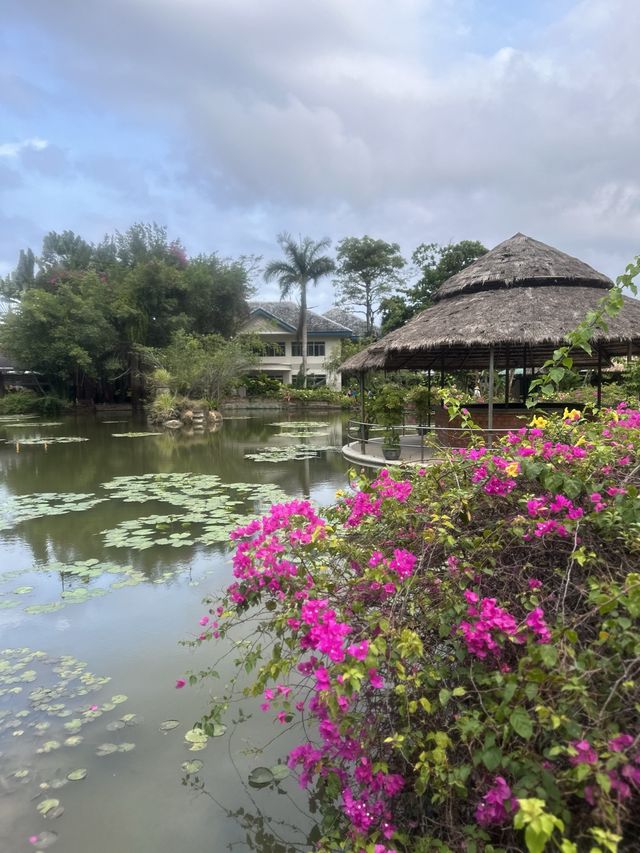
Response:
529,415,547,429
505,462,520,478
563,408,582,422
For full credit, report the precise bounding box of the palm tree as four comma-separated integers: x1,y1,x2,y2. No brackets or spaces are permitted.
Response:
264,233,335,388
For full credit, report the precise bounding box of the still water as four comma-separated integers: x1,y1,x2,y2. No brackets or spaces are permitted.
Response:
0,410,350,852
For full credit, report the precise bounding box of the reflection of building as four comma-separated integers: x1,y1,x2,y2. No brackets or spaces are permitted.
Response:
238,302,356,389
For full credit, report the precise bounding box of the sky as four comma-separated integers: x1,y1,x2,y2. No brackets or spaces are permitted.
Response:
1,0,639,309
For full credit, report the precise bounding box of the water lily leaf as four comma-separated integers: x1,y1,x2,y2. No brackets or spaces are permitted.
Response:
270,764,290,782
118,742,135,752
67,768,87,781
95,743,118,756
159,720,180,732
37,799,60,816
106,720,125,732
111,694,127,704
64,736,83,746
184,728,208,744
12,586,33,595
181,759,203,774
211,723,226,737
248,767,274,788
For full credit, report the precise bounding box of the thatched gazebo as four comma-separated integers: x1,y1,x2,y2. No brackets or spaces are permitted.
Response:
341,233,640,447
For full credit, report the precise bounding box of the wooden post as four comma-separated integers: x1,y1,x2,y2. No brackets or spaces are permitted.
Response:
487,345,495,447
359,372,366,453
504,347,510,405
427,369,432,427
597,348,602,409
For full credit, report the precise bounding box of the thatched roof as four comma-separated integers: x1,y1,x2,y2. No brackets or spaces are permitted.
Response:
436,233,612,299
341,234,640,373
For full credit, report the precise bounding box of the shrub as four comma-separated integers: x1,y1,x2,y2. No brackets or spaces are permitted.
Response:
279,386,350,406
185,405,640,852
0,390,69,415
243,372,284,398
148,391,177,422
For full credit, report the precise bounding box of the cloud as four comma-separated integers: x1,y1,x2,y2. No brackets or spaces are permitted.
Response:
0,138,48,158
1,0,639,282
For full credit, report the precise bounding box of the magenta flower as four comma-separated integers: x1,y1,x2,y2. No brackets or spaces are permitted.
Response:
368,669,384,688
528,578,542,590
609,733,634,752
569,739,598,766
347,640,369,660
475,776,518,826
175,678,186,689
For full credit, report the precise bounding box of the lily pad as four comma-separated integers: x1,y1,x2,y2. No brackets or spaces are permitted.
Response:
271,764,290,782
248,767,274,788
37,798,60,816
159,719,180,732
95,743,118,756
67,768,87,781
181,759,203,774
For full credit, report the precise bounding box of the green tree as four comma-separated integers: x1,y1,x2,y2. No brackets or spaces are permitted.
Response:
147,330,259,404
334,236,406,337
184,254,253,337
409,239,488,311
379,294,414,335
0,248,35,299
263,233,335,388
0,274,118,397
40,230,93,272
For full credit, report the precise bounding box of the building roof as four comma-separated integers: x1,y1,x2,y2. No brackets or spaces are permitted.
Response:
340,233,640,372
322,307,370,338
247,302,354,336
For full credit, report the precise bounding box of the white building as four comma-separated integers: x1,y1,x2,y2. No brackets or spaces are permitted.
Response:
238,302,356,390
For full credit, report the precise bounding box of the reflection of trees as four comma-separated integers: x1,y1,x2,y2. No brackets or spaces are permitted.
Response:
0,412,350,582
181,717,318,853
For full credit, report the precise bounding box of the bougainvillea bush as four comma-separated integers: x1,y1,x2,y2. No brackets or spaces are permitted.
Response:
185,405,640,852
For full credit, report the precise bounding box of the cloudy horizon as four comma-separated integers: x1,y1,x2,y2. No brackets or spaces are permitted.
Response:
1,0,639,308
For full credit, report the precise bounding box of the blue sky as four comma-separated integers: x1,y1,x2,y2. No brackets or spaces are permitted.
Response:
1,0,638,308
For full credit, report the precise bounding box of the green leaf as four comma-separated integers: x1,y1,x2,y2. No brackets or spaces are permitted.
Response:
510,708,533,740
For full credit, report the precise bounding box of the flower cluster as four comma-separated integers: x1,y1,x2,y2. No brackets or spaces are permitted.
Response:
182,404,640,851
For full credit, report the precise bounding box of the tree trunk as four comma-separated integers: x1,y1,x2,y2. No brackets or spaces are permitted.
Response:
301,279,308,388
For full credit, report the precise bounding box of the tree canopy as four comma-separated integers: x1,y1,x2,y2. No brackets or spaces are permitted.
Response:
334,236,406,337
0,224,254,401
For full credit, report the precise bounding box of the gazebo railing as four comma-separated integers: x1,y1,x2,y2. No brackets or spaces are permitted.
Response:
346,419,514,463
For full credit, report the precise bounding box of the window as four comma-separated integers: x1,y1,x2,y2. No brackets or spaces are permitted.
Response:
263,341,286,357
291,341,325,357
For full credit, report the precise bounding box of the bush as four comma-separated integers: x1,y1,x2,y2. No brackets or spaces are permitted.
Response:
148,391,177,422
0,390,69,416
243,372,283,398
278,386,350,406
186,405,640,852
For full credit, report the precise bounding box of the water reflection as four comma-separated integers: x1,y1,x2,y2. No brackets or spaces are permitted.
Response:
0,409,350,852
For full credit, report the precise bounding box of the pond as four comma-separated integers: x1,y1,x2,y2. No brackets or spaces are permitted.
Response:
0,410,350,852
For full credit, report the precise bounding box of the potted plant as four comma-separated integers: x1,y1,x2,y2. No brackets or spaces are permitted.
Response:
409,384,432,435
370,384,404,460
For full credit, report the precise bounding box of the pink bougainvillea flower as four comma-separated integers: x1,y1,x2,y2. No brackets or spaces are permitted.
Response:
609,733,634,752
475,776,518,826
347,640,369,660
175,679,186,689
569,739,598,765
528,578,542,590
368,669,384,688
